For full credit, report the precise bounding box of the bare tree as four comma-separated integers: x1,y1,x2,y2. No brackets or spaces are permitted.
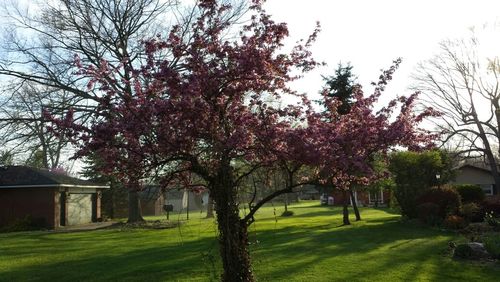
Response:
0,0,178,222
414,29,500,194
0,0,250,222
0,83,71,169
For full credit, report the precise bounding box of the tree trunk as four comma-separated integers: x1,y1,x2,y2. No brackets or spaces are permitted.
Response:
350,188,361,221
284,193,288,212
108,179,116,218
342,190,350,225
127,184,144,223
470,104,500,194
212,167,254,282
206,194,214,218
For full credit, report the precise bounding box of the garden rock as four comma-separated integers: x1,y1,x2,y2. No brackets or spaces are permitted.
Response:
453,242,490,260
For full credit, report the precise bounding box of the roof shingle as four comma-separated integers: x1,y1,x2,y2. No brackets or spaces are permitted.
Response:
0,166,108,188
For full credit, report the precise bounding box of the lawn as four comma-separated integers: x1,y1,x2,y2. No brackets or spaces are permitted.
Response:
0,201,499,281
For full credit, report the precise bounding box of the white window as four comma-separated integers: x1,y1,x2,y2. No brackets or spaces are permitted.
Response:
480,184,494,196
368,190,384,204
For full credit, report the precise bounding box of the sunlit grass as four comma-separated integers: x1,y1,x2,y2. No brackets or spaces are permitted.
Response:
0,201,498,281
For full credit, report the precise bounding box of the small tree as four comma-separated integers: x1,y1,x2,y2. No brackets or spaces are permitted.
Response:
314,60,437,225
389,150,454,218
320,63,361,222
321,63,371,222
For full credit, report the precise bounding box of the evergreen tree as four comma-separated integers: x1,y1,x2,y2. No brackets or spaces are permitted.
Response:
322,63,361,223
322,63,357,115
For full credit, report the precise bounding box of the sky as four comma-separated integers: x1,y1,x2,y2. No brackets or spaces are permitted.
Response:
263,0,500,104
2,0,500,174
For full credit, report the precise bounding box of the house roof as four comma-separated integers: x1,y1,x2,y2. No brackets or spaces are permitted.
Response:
0,166,109,189
456,164,492,174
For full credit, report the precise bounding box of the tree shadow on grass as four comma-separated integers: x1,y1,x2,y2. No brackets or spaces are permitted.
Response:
0,230,222,282
290,209,344,219
249,220,500,281
2,210,499,282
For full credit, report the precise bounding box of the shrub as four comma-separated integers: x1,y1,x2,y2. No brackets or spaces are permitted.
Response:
462,222,495,240
484,235,500,259
1,215,47,232
483,196,500,216
417,202,441,226
461,202,484,223
417,186,462,218
389,150,454,218
454,184,485,203
443,215,467,230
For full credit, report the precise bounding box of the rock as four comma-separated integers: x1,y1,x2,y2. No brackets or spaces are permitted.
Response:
454,242,490,259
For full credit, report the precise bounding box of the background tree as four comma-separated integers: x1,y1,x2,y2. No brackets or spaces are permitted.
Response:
310,60,438,226
0,150,14,166
320,62,360,223
322,62,356,115
0,0,194,222
413,30,500,195
0,83,72,169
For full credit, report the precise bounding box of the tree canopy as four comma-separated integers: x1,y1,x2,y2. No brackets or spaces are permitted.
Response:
47,1,438,280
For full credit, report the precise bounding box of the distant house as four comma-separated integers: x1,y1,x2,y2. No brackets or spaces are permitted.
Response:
0,166,109,229
164,189,208,213
297,185,321,200
139,186,209,215
102,185,209,218
453,164,498,196
317,185,390,207
131,186,209,216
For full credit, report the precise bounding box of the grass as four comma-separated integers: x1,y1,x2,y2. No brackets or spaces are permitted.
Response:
0,201,499,281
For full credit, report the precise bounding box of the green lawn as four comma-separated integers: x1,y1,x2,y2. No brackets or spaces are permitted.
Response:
0,201,499,281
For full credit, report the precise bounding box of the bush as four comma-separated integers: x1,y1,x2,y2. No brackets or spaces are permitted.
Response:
443,215,467,230
462,222,495,239
454,184,485,203
417,186,462,218
417,202,441,226
0,215,47,232
484,235,500,259
461,202,484,223
389,150,455,218
483,196,500,216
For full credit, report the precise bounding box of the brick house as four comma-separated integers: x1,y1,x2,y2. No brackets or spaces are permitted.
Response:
0,166,109,229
